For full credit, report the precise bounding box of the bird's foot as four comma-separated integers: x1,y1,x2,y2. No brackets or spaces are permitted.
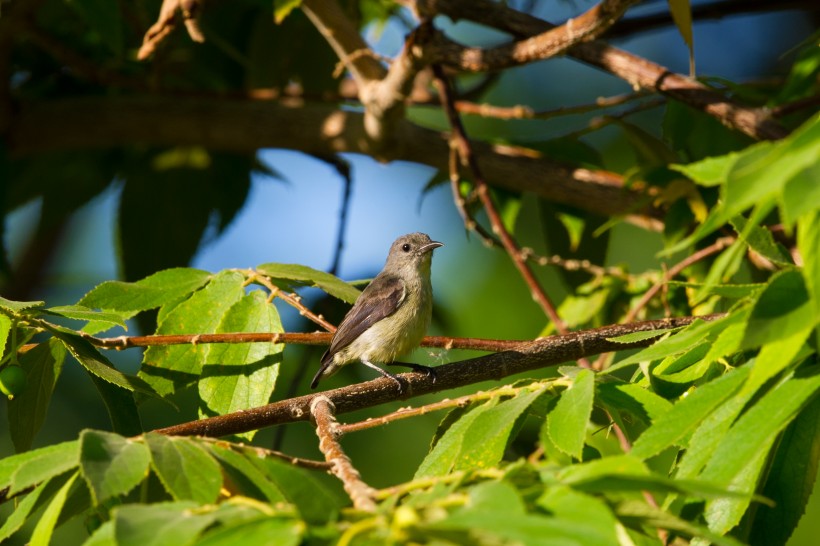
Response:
388,362,437,384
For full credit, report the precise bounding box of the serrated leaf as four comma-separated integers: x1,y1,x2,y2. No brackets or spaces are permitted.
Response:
536,487,620,546
415,399,499,479
0,478,54,542
606,328,678,344
0,314,11,355
1,440,80,495
631,366,749,460
0,295,45,313
742,327,812,396
141,271,246,396
671,153,738,187
79,268,212,316
730,216,793,266
667,280,764,299
749,394,820,546
88,374,144,436
547,369,595,459
616,501,744,546
51,329,159,398
781,162,820,227
113,502,214,546
249,455,344,524
197,517,303,546
80,430,151,505
144,434,222,504
456,387,546,470
256,262,360,304
8,339,65,452
596,382,673,426
198,291,283,439
798,211,820,345
30,470,79,546
206,445,286,503
701,370,820,534
44,305,127,329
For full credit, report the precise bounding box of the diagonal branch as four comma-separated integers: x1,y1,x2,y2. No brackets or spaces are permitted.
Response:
421,0,788,141
152,314,722,438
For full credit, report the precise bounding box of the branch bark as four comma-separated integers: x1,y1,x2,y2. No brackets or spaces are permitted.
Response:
420,0,788,141
7,96,662,221
153,314,723,438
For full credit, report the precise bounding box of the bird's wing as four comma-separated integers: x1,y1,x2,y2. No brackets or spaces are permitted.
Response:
322,274,406,364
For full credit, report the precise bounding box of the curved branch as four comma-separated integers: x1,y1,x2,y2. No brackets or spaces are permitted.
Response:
153,314,723,438
7,96,662,222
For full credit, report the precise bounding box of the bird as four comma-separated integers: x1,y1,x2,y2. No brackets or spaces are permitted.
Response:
310,232,443,392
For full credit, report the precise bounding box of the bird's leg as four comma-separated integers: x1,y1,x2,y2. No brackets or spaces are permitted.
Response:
386,361,437,383
360,358,407,394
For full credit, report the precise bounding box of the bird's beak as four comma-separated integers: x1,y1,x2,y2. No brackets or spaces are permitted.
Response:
420,241,444,253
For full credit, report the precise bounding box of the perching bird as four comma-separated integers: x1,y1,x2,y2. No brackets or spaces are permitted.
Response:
310,232,443,392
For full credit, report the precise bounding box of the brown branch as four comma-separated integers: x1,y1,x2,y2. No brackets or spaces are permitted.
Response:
239,269,336,332
6,96,663,223
422,0,789,141
138,0,204,60
432,65,568,335
311,396,377,511
453,91,649,120
152,314,722,438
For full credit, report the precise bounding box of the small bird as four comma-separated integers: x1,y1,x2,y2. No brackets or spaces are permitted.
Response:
311,232,443,392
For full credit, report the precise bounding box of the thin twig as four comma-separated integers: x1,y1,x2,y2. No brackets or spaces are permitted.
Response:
239,269,337,332
196,436,331,470
431,65,572,340
311,396,377,511
453,92,649,120
338,380,558,434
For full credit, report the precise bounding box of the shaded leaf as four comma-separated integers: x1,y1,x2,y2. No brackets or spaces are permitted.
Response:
44,305,127,329
742,269,812,349
1,440,80,495
197,517,303,546
80,430,151,505
88,374,144,436
30,471,79,546
8,339,65,452
144,434,222,504
112,502,214,546
198,291,284,440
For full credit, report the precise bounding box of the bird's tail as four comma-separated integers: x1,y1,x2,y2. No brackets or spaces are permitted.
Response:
310,351,333,389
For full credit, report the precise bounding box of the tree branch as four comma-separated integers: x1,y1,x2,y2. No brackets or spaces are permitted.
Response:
420,0,788,141
7,96,663,222
152,314,723,438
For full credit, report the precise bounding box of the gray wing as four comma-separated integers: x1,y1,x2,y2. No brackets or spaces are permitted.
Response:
321,274,406,365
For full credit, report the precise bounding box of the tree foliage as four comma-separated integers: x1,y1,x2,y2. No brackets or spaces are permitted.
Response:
1,0,819,545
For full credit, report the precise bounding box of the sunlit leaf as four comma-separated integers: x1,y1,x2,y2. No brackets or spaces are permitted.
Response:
547,369,594,460
80,430,150,505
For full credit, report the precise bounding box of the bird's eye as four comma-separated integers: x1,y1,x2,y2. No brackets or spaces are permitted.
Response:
402,243,411,252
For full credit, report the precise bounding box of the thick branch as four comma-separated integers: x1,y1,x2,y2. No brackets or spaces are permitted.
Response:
421,0,788,141
153,314,722,438
7,96,662,221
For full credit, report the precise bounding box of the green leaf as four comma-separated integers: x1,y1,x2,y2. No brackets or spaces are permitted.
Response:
0,314,11,355
701,370,820,534
198,291,284,439
0,478,54,542
79,268,212,316
606,327,679,344
206,445,286,503
742,327,812,396
781,161,820,227
616,501,745,546
8,339,65,452
1,440,80,495
112,502,215,546
44,305,127,329
197,517,303,546
536,487,620,546
51,329,159,398
667,280,764,299
667,0,694,73
80,430,151,505
0,295,45,313
144,433,222,504
671,153,738,187
596,382,673,427
546,369,595,460
742,269,812,349
631,366,749,460
798,211,820,345
30,470,79,546
273,0,303,24
82,520,115,546
749,394,820,546
141,271,246,396
456,387,546,470
416,399,499,478
256,262,360,304
249,455,344,524
730,217,793,266
88,374,144,436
